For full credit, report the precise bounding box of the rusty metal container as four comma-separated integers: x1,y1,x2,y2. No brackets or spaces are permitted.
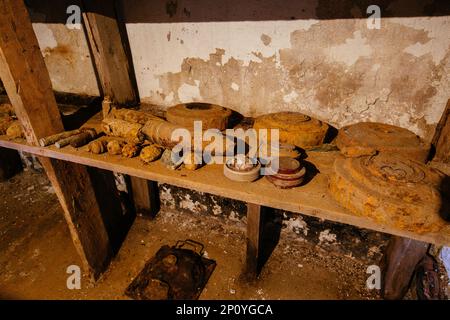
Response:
336,122,430,162
166,102,232,131
253,112,329,149
329,153,450,233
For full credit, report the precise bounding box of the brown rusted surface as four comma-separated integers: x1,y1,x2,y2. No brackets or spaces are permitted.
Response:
253,112,329,149
102,118,144,143
336,122,431,162
166,102,232,130
329,154,450,234
125,240,216,300
265,157,306,189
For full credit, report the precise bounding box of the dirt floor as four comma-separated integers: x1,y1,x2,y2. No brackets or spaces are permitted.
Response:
0,169,416,300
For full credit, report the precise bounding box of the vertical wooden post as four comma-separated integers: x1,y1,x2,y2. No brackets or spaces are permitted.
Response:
82,0,158,218
0,0,112,280
381,236,429,299
246,203,264,279
130,176,160,218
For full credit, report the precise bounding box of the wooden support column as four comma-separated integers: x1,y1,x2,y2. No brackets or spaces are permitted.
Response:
245,203,264,280
0,0,112,280
82,0,159,218
381,236,429,300
130,176,160,218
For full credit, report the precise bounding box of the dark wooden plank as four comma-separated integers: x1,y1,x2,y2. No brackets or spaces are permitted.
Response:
0,0,112,280
82,0,138,106
245,203,264,279
432,99,450,163
381,236,429,299
130,176,160,218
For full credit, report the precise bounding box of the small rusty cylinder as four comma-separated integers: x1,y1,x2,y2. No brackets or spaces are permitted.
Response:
122,143,140,158
6,121,24,138
55,129,96,148
69,129,97,148
336,122,431,162
107,139,125,155
102,118,144,143
140,144,163,163
39,129,82,147
87,139,107,154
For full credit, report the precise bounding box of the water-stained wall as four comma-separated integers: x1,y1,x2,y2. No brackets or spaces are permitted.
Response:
122,0,450,141
25,0,450,141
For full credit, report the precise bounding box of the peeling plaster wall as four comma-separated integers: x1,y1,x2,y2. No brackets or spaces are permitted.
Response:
27,1,100,97
123,0,450,141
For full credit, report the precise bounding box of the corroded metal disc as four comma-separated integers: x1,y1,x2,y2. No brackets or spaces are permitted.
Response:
253,112,329,149
336,122,430,162
166,102,232,130
329,154,450,233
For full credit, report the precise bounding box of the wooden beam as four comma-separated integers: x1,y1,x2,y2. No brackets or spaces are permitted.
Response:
130,176,160,218
82,0,138,106
1,137,450,247
0,0,112,280
245,203,264,279
82,0,156,221
380,236,429,299
432,99,450,163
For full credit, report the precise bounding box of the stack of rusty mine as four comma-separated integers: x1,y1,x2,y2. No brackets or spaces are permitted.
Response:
265,156,306,189
0,102,24,139
253,111,328,188
329,122,450,233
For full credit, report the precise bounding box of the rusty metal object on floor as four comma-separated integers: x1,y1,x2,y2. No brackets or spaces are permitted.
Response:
166,102,232,131
253,112,329,149
265,157,306,188
125,240,216,300
329,154,450,233
223,156,261,182
336,122,430,162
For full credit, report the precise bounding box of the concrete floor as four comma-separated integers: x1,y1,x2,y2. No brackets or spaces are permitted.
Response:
0,169,382,299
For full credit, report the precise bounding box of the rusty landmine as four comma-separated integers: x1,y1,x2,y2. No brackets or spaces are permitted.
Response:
125,240,216,300
329,153,450,234
253,112,329,149
336,122,431,162
166,102,232,131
